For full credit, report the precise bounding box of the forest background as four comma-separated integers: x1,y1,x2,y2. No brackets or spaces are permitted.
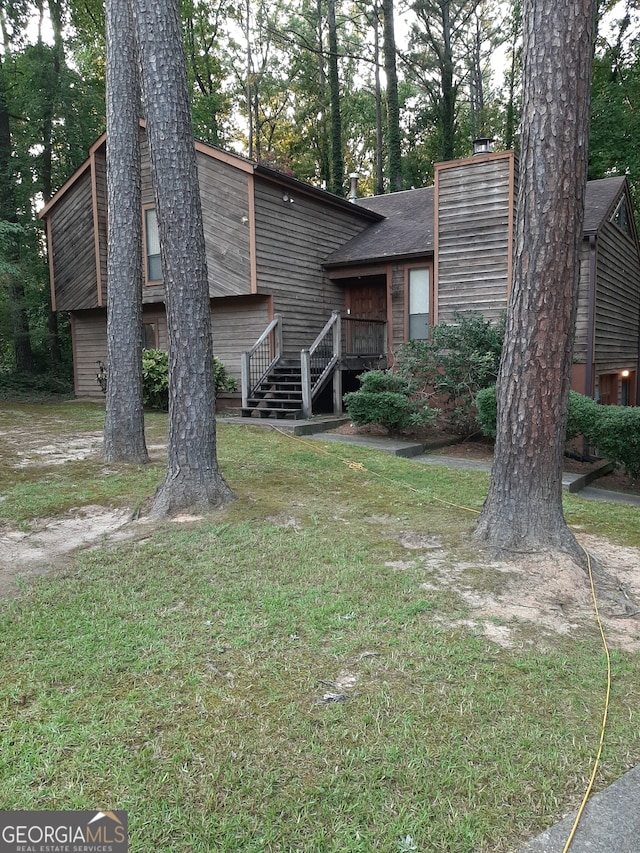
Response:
0,0,637,386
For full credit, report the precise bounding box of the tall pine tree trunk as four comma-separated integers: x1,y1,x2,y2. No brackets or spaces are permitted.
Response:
475,0,596,560
132,0,233,517
382,0,402,192
327,0,344,195
103,0,149,464
0,57,33,374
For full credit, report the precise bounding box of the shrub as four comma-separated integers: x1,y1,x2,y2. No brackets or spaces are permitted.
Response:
395,311,505,434
141,349,169,410
476,385,640,478
99,349,236,410
475,386,498,438
343,369,436,436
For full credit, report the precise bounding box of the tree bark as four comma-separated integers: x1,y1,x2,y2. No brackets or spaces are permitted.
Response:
103,0,149,464
382,0,402,192
327,0,344,195
0,56,33,374
132,0,233,517
475,0,596,560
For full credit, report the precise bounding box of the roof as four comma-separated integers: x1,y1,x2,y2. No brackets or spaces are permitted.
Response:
583,176,627,235
324,175,629,269
323,186,435,267
38,126,382,225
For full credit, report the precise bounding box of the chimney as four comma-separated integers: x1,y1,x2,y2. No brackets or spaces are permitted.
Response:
472,137,493,156
348,172,360,202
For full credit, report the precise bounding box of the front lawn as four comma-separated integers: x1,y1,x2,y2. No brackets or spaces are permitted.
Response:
1,403,639,853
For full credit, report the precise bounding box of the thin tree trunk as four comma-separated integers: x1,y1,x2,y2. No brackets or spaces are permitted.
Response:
103,0,149,464
475,0,596,560
327,0,344,195
0,57,33,374
373,5,384,195
382,0,402,192
132,0,233,517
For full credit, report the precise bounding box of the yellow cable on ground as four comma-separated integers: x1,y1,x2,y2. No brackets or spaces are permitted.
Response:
269,424,612,850
561,544,612,853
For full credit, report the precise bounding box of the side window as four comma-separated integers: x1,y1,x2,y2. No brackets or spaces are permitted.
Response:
408,268,430,340
144,208,162,283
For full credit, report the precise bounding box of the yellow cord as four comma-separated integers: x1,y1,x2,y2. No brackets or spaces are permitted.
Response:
561,544,612,853
269,424,612,850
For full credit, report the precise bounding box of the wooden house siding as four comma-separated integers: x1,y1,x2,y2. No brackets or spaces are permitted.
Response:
253,178,371,351
573,241,592,362
92,147,108,303
48,170,99,311
197,152,252,298
435,154,513,325
137,135,253,301
71,309,107,396
391,264,405,352
594,219,640,366
211,295,270,376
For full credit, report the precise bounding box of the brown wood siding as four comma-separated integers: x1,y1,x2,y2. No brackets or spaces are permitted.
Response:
48,171,99,311
391,264,406,351
197,152,252,297
72,309,107,396
594,218,640,367
211,295,270,378
435,154,513,325
253,179,371,351
138,137,252,302
93,148,108,304
573,241,591,362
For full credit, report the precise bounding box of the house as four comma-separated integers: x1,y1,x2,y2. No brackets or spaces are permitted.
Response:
40,131,640,415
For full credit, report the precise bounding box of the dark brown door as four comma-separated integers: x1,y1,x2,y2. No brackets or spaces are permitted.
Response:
345,282,386,354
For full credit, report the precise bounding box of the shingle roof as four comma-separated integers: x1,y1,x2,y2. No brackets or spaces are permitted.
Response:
583,176,626,235
323,176,627,268
323,186,434,266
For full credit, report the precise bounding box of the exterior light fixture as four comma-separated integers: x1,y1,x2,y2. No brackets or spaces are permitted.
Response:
621,369,630,378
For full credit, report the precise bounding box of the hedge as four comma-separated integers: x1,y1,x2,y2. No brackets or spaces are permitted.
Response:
476,386,640,478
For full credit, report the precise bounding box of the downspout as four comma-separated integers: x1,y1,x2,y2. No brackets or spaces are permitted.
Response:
585,234,597,399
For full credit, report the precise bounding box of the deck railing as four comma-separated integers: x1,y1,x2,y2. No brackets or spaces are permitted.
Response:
342,316,387,356
301,311,341,417
241,314,282,408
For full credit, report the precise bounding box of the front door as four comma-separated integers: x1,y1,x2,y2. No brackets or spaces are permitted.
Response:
345,279,387,354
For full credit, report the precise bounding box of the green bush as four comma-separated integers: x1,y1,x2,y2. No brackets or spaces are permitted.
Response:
0,369,74,400
395,311,505,434
141,349,169,410
475,386,498,438
343,369,436,436
138,349,236,411
476,385,640,478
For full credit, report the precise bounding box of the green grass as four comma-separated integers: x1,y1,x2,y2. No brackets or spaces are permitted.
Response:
1,403,639,852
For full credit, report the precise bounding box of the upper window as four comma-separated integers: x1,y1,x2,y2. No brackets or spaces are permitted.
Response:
610,196,632,238
408,268,430,340
144,208,162,283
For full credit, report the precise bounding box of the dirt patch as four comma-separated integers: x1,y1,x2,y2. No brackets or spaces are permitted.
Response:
411,535,640,651
0,507,137,596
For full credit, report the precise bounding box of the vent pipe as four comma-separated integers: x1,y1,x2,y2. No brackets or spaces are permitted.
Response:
348,172,360,202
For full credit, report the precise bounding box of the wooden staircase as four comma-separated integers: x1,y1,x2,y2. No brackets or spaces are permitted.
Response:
241,358,304,419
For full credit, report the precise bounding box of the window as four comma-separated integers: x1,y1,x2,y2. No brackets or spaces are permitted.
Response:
144,208,162,282
408,268,430,340
610,197,632,238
